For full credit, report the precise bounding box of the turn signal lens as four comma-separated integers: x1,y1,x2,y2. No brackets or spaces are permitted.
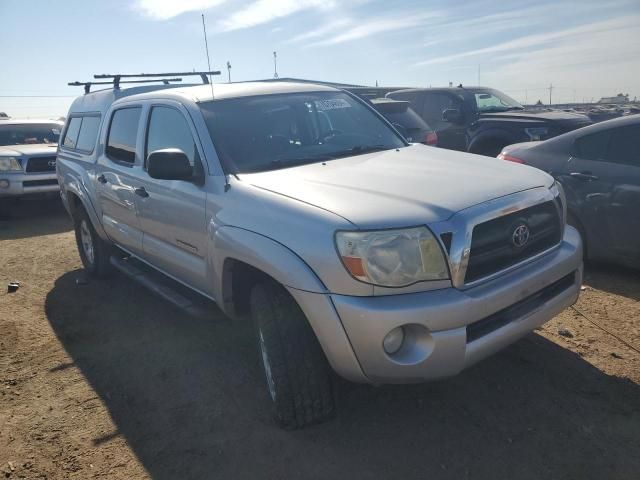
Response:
497,152,525,164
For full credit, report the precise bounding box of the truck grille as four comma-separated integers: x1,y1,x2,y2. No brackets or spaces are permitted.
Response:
465,201,562,283
25,156,57,173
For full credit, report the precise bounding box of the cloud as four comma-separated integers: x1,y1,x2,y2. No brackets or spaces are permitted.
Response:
306,11,442,47
133,0,227,20
285,18,353,44
218,0,335,32
413,14,640,67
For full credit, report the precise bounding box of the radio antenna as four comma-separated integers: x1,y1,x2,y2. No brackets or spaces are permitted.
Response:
201,14,215,100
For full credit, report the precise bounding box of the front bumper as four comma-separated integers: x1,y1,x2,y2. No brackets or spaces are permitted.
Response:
0,172,59,197
295,226,582,384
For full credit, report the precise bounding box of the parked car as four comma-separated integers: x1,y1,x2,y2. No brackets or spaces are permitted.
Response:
498,114,640,268
387,86,592,156
370,98,438,145
58,77,582,429
0,118,63,201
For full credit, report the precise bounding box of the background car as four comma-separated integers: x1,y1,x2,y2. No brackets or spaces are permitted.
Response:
498,114,640,268
0,119,63,212
387,86,592,156
369,98,438,146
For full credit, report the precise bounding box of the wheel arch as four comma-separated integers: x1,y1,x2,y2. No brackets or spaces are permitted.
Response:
211,226,327,318
468,129,517,156
63,180,109,241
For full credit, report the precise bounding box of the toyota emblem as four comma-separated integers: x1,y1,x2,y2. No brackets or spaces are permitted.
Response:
48,159,57,167
512,224,530,248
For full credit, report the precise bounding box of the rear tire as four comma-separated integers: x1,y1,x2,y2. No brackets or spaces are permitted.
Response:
250,281,335,429
73,207,112,277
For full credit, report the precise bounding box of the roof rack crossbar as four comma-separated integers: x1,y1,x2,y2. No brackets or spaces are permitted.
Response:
69,78,184,94
93,71,220,89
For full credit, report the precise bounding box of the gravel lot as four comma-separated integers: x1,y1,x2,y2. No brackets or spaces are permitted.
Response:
1,199,639,480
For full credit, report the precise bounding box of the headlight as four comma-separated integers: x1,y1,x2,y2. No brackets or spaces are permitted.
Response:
335,227,449,287
524,127,548,141
0,157,21,172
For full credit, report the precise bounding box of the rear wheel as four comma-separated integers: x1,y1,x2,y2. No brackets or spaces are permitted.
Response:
73,207,112,277
250,281,335,429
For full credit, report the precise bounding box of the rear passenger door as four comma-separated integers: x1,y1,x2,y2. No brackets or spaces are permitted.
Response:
564,124,640,263
134,103,209,294
95,106,145,255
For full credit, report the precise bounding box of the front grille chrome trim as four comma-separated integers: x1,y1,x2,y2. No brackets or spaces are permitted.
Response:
427,186,562,290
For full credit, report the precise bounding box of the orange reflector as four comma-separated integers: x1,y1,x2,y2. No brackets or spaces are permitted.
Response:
342,256,366,278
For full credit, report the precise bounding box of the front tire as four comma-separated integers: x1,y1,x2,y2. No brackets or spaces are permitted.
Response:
73,207,112,277
250,282,335,429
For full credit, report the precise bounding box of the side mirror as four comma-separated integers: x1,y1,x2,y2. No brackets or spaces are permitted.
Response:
147,148,194,181
391,122,409,140
442,108,463,124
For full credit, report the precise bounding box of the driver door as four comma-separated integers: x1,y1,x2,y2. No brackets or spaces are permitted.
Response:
134,103,210,294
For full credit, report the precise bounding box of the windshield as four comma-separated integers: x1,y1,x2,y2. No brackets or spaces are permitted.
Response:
200,91,406,173
0,123,61,146
473,89,524,112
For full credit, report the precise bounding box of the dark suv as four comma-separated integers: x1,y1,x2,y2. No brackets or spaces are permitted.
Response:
388,86,592,157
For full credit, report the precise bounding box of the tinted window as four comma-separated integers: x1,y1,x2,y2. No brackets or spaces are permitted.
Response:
607,125,639,166
422,93,461,130
0,123,61,146
200,91,405,173
146,107,197,167
76,116,101,153
63,118,82,149
575,130,612,161
106,108,141,163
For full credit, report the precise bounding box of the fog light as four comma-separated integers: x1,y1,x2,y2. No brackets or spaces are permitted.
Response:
0,179,9,189
383,326,405,355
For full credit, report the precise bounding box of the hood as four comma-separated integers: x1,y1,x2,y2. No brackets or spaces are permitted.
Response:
0,144,58,156
240,144,553,229
479,109,591,124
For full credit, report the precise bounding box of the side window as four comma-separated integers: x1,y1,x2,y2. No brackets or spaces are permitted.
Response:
63,117,82,149
75,116,101,153
606,125,639,167
574,130,612,161
146,106,197,167
422,93,458,130
106,107,142,163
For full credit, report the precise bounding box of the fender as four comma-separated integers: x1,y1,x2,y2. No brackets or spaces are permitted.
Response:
61,172,109,241
210,225,327,308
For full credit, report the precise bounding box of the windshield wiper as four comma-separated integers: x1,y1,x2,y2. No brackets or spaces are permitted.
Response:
327,144,393,158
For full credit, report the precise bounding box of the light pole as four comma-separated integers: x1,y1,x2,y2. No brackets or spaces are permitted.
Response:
273,51,279,79
226,61,231,83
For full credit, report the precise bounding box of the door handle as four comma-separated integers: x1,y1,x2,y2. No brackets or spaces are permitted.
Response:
134,186,149,198
569,172,599,182
97,174,107,184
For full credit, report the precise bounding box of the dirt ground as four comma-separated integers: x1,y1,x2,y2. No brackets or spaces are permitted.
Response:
1,199,639,480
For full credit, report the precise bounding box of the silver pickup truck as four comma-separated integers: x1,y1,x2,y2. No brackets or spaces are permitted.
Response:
57,79,583,428
0,119,62,201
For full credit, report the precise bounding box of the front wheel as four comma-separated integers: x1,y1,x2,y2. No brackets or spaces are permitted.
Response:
250,282,335,429
73,207,112,277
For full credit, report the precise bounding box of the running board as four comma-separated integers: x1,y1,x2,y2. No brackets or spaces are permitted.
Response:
109,255,213,319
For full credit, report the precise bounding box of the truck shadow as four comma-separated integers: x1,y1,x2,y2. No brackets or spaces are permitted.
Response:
584,264,640,302
45,270,640,480
0,196,71,240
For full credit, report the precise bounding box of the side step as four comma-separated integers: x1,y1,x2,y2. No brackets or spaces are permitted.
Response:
109,255,215,319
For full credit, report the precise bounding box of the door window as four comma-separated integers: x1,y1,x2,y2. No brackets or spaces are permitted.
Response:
106,107,142,163
422,93,460,130
574,130,612,161
146,106,197,167
607,125,639,167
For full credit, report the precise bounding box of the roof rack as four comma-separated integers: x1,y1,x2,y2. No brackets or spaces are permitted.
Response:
69,78,183,94
68,71,221,93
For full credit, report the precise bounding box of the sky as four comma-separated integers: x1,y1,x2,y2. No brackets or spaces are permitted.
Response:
1,0,639,118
